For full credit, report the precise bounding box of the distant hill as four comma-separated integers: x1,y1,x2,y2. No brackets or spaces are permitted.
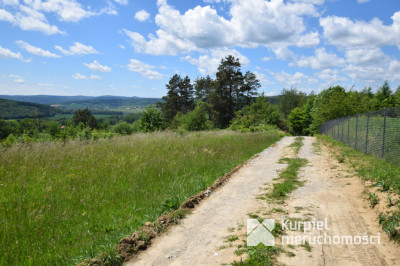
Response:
58,97,162,110
0,98,61,119
0,95,162,111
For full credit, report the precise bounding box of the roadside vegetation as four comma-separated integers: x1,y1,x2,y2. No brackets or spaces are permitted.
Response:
0,130,283,265
317,135,400,243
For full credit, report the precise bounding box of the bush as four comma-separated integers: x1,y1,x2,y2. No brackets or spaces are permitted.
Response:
230,95,288,131
139,106,165,132
111,121,134,135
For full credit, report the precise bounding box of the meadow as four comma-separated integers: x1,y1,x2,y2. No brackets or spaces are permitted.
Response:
0,130,283,265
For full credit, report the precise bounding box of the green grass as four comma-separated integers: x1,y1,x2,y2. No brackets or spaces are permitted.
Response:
269,158,308,200
0,130,282,265
289,137,304,154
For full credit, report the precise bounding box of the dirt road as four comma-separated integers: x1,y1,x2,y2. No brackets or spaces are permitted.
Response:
126,136,400,266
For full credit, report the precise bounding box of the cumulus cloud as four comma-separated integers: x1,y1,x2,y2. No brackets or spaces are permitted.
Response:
135,10,150,22
124,0,321,55
127,59,163,79
72,73,88,80
55,42,98,55
320,11,400,49
83,60,112,72
72,73,101,80
183,48,249,75
315,69,347,85
274,71,318,88
16,40,60,58
114,0,129,5
345,48,390,66
0,0,117,34
0,45,29,61
291,48,346,69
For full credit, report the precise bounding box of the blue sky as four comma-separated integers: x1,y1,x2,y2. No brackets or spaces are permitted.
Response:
0,0,399,97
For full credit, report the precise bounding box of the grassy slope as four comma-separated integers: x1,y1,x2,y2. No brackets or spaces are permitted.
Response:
0,130,283,265
0,98,60,119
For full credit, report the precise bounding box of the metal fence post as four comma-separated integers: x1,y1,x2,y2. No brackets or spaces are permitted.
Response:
337,122,340,140
341,119,344,142
347,118,350,145
355,115,358,149
365,112,370,154
382,108,387,158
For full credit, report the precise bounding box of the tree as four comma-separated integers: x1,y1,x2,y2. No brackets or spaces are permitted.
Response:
309,86,353,133
278,87,307,117
159,74,194,123
194,75,214,103
209,55,259,128
139,106,165,132
72,108,97,129
288,95,314,136
180,101,211,131
370,81,396,109
230,94,287,131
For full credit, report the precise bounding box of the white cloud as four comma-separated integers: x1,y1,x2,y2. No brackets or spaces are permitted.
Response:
253,71,272,85
114,0,129,5
315,69,347,85
320,11,400,49
0,1,117,34
183,48,249,75
72,73,102,80
127,59,163,79
89,75,101,80
16,40,61,58
14,78,25,84
261,57,271,62
0,9,15,22
135,9,150,22
55,42,98,55
291,48,345,69
357,0,370,3
83,60,112,72
124,0,321,55
272,46,295,61
345,48,390,66
72,73,88,80
274,71,318,88
0,45,28,61
2,0,19,5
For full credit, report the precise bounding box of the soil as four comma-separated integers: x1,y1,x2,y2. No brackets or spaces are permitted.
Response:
125,136,400,266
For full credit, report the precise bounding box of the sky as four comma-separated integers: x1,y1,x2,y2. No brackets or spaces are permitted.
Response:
0,0,400,98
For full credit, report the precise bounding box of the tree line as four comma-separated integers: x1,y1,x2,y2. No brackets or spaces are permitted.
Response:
1,55,400,146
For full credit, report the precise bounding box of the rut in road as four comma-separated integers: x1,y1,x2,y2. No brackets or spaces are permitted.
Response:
126,136,400,266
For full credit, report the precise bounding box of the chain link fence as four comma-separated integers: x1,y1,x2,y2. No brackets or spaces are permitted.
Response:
320,107,400,165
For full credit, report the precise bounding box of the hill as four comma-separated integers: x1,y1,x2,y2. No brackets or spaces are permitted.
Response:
58,97,162,111
0,98,60,119
0,95,162,112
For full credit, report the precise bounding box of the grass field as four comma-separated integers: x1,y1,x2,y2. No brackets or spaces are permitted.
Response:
0,130,283,265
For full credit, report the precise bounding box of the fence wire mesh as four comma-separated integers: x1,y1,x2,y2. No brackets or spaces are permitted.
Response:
320,107,400,165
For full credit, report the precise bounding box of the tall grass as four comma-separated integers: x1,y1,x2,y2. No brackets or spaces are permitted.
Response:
0,130,282,265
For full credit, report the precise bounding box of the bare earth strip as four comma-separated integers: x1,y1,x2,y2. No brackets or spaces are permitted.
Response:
126,136,400,266
277,137,400,266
